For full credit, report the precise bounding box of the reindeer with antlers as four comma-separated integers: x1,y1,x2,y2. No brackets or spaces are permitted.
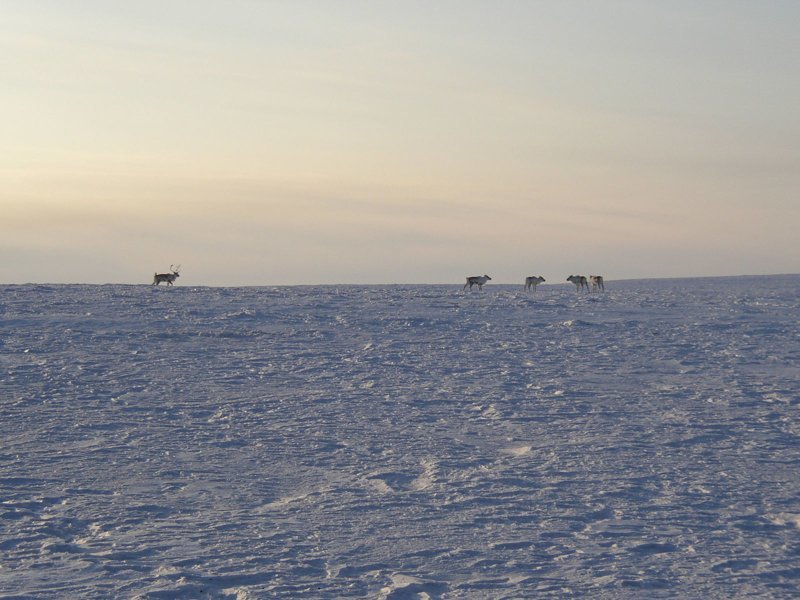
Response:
152,265,181,286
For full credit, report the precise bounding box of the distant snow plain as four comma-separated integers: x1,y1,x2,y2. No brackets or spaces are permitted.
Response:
1,275,799,598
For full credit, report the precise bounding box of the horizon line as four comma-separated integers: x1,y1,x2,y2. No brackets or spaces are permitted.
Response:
3,272,799,288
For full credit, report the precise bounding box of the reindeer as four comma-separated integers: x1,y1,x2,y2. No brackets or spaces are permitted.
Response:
153,265,181,286
567,275,589,292
525,276,546,292
590,275,605,292
464,275,491,290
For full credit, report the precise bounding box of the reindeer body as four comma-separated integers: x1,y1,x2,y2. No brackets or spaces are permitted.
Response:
590,275,605,292
567,275,589,292
525,276,545,292
464,275,491,290
153,265,181,286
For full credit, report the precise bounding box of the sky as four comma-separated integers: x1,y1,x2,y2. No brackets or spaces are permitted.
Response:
2,1,799,285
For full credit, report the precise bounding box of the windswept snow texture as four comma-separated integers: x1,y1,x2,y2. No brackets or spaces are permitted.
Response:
2,276,800,598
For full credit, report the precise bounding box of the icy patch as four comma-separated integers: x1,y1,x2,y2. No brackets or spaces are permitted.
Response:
502,445,532,457
767,513,800,528
378,574,447,599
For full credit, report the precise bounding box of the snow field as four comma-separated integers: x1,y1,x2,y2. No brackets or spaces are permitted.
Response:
1,276,799,598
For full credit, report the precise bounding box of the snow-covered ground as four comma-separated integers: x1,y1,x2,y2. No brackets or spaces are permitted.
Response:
2,275,799,598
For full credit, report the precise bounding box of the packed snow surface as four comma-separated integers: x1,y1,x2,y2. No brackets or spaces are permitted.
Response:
2,276,799,598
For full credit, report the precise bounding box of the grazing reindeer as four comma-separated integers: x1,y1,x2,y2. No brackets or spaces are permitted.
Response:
567,275,589,292
153,264,181,286
590,275,605,292
525,276,546,292
464,275,491,290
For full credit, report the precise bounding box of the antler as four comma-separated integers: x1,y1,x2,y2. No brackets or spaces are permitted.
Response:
171,264,181,273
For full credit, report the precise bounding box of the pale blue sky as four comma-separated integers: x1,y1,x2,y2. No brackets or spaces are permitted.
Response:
2,1,798,285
